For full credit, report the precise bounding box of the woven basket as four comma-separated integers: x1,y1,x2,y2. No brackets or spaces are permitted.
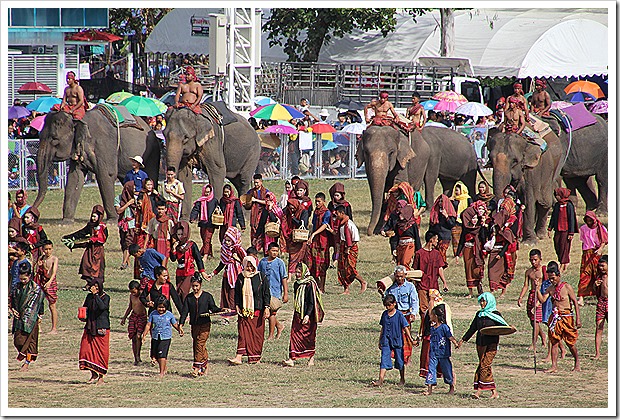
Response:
240,194,253,210
292,221,309,242
211,206,224,226
265,221,281,238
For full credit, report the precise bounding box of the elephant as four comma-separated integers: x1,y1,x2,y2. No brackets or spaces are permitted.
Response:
357,126,478,235
557,114,608,214
33,107,161,222
486,126,565,243
163,106,261,219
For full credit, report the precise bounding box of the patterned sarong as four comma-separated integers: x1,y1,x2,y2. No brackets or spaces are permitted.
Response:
79,329,110,375
527,290,542,323
236,311,265,363
127,312,147,339
192,323,211,371
578,249,599,297
474,343,497,390
548,309,578,346
596,296,608,322
337,242,359,287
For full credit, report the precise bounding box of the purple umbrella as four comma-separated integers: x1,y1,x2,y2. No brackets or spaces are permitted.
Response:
8,106,30,119
264,124,298,135
588,100,608,114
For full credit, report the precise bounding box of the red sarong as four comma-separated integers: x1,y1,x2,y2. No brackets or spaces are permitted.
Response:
176,274,193,303
127,312,147,339
289,312,317,360
199,226,215,258
527,290,542,323
53,103,86,120
166,201,181,222
596,296,608,322
220,276,235,310
396,241,416,270
236,311,265,363
578,249,599,297
436,240,451,266
287,240,308,274
463,246,483,289
553,231,572,265
79,329,110,375
177,101,202,114
337,242,359,287
308,239,330,280
35,267,58,304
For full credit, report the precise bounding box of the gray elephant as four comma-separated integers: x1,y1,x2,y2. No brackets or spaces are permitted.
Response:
33,107,161,222
558,114,608,214
486,126,564,243
357,126,478,235
163,106,261,219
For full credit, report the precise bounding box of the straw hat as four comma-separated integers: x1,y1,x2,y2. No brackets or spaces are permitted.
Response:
130,155,144,167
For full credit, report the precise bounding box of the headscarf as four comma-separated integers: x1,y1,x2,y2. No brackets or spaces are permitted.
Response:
220,185,239,226
492,210,516,244
11,273,44,334
155,204,171,255
119,181,136,221
535,78,547,89
195,184,214,222
16,189,27,206
499,195,516,216
295,179,311,200
240,255,258,318
476,180,494,203
554,187,571,204
265,191,284,220
396,205,416,232
461,205,486,266
220,226,246,288
428,289,453,333
477,292,508,326
9,217,22,235
85,277,106,336
184,66,197,79
25,207,40,223
293,263,325,323
139,190,155,230
384,182,416,222
584,210,608,244
172,221,190,244
429,194,457,225
379,92,389,99
450,182,471,222
328,182,346,204
88,205,105,227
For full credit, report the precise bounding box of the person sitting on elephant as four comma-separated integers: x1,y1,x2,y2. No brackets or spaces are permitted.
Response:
370,92,414,133
190,184,219,260
283,180,313,281
148,198,175,268
124,156,149,193
21,207,48,264
115,181,137,270
428,195,457,267
219,184,246,244
174,66,203,114
498,97,526,135
507,82,529,121
456,202,491,298
53,71,87,161
450,182,473,257
531,79,551,117
406,92,426,131
248,174,270,253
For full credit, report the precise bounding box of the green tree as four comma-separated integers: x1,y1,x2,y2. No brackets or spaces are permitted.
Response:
263,8,430,62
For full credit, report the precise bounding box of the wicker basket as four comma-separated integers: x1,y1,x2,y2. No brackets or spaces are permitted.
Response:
265,221,281,238
240,194,253,210
292,221,309,242
211,206,224,226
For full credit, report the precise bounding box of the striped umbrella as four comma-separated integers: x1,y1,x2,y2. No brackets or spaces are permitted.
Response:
432,90,468,104
250,103,304,120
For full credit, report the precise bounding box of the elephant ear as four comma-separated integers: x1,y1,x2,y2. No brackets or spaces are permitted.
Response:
355,137,365,168
522,141,543,168
73,120,91,149
396,133,416,169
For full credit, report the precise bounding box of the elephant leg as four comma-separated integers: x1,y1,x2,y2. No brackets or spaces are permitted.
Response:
561,177,581,209
178,164,193,221
521,190,538,245
95,166,120,221
595,172,608,215
62,163,86,223
535,202,551,239
573,177,598,212
439,178,456,198
423,164,441,208
462,169,478,199
366,155,390,236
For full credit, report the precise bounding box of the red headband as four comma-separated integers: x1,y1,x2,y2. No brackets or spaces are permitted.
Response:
185,66,196,77
379,92,389,99
513,83,522,89
67,71,76,80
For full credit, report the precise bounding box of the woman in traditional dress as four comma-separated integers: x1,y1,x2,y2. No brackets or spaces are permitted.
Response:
209,226,246,311
382,204,421,269
450,182,472,256
327,182,352,263
428,195,457,266
134,182,156,280
282,263,325,367
458,292,509,399
256,191,284,252
487,205,517,297
547,188,578,272
190,184,219,259
115,180,137,270
140,266,182,316
577,211,608,306
218,184,245,244
228,256,271,365
170,221,206,302
78,278,110,385
283,180,312,277
21,207,48,264
472,180,497,214
456,202,490,297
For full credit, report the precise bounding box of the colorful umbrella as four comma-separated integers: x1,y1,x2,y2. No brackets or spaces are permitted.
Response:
253,96,277,106
564,80,605,98
251,103,304,120
421,100,438,110
433,100,462,113
264,124,298,135
333,99,365,111
588,100,608,114
8,105,30,119
276,120,297,128
454,102,493,120
30,115,46,132
120,96,164,117
17,82,52,95
432,90,468,104
147,97,168,113
309,123,336,134
66,29,123,43
550,101,574,110
340,122,367,134
106,91,134,104
567,91,597,103
322,140,338,151
26,96,61,113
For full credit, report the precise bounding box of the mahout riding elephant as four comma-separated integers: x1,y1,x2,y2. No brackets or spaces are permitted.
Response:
163,106,261,219
357,126,478,235
33,107,161,222
486,126,564,243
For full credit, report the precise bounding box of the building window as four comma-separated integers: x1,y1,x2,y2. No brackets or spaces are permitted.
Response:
10,9,34,26
35,9,60,26
85,8,108,27
61,8,83,27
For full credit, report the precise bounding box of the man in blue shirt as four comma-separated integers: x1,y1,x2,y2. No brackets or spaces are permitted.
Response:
258,242,288,340
384,265,419,366
129,244,165,290
123,156,148,192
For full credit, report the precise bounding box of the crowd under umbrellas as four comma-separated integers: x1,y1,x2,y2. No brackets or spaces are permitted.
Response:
7,73,608,403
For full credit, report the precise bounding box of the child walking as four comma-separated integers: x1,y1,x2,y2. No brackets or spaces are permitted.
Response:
424,305,459,395
373,294,413,387
121,280,148,365
142,297,184,377
35,240,59,334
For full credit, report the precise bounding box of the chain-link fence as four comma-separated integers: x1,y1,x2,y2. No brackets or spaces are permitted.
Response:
9,138,66,191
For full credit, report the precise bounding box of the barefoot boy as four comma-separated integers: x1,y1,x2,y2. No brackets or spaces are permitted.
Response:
372,294,413,387
333,205,367,294
143,297,184,377
517,249,546,352
535,261,581,373
35,240,59,334
258,242,288,340
594,255,608,359
121,280,147,365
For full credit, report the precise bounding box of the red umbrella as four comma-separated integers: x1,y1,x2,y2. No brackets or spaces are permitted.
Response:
65,30,122,43
17,82,52,95
309,123,336,134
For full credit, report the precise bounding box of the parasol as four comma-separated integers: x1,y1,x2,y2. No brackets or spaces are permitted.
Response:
26,96,62,113
106,91,134,104
30,115,47,132
251,103,304,120
432,90,468,104
333,99,366,111
66,29,123,43
264,124,298,135
567,91,597,103
120,96,164,117
340,122,367,134
564,80,604,99
454,102,493,120
588,100,608,114
17,82,52,95
421,100,439,110
309,123,336,134
8,106,31,119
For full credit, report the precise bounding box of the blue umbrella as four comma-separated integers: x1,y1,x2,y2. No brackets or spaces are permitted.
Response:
567,91,596,103
254,96,277,106
333,132,351,146
8,106,30,119
322,140,338,151
421,100,438,110
26,96,62,113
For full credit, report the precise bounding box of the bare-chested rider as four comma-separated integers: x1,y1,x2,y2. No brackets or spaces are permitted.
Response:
58,71,86,160
531,79,551,117
405,91,426,131
507,82,529,121
174,66,203,114
498,97,526,135
370,91,400,126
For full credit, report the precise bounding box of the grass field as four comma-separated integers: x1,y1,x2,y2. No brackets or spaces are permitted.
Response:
6,178,609,409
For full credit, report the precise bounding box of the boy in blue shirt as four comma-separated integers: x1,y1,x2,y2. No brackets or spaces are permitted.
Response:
129,244,165,290
424,304,459,395
123,156,148,192
258,242,288,340
373,294,414,387
142,297,184,377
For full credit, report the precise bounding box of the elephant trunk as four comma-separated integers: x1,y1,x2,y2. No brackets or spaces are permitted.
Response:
366,152,389,236
166,143,191,220
491,152,511,201
33,138,51,209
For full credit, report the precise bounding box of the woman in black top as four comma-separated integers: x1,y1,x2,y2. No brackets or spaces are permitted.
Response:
458,292,508,399
78,278,110,385
140,266,182,316
179,273,231,376
190,184,219,259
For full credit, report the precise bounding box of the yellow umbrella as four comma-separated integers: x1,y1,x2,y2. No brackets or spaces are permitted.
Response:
106,91,134,104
